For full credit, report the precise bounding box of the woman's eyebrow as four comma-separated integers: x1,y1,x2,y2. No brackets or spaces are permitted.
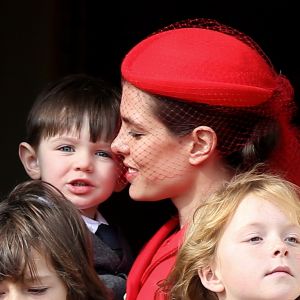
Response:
122,116,144,130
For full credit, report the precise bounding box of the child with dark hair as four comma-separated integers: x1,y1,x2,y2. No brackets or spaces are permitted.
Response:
19,74,133,300
0,179,110,300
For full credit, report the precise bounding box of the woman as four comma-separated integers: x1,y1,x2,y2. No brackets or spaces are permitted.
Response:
111,18,300,299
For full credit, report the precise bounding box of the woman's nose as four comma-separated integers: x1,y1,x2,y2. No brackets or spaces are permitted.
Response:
111,132,129,156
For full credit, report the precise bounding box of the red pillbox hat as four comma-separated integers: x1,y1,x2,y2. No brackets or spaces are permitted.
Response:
121,28,277,107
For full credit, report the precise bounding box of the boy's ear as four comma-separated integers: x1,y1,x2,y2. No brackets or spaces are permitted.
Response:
19,142,41,179
188,126,217,165
198,266,224,293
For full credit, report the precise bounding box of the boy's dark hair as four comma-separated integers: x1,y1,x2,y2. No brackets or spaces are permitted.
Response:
26,73,121,148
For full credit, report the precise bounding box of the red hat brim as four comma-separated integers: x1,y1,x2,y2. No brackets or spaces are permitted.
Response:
122,28,277,107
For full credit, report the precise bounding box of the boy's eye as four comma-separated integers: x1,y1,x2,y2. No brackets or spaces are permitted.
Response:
96,151,112,158
57,145,74,152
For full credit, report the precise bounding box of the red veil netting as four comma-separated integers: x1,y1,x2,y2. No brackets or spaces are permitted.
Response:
120,18,300,186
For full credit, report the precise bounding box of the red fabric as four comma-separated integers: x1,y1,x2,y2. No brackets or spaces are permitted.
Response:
126,217,184,300
121,24,300,186
122,28,276,107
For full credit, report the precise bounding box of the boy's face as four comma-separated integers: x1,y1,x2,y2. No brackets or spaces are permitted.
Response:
211,193,300,300
35,118,119,218
0,249,67,299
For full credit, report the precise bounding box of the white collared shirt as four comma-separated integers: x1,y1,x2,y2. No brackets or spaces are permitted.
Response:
81,211,109,234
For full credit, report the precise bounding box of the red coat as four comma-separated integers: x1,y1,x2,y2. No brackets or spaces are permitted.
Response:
126,216,185,300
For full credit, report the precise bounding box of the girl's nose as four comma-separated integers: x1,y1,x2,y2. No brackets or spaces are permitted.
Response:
273,242,288,257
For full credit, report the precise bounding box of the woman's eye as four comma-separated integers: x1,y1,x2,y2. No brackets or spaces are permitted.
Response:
128,131,143,138
96,151,112,158
57,145,74,152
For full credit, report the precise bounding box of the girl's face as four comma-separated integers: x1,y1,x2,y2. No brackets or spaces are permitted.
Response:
0,250,67,299
210,194,300,300
111,83,195,201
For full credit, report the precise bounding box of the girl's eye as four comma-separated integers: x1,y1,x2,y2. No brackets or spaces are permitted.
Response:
27,287,49,295
57,145,74,152
248,236,263,244
96,151,112,158
285,236,299,244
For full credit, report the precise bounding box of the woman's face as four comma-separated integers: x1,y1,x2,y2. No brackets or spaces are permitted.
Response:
111,83,194,201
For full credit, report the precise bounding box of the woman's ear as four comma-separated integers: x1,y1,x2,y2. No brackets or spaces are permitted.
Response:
198,266,224,293
188,126,217,165
19,142,41,179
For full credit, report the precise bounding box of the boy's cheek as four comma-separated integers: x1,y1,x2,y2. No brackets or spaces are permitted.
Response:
115,162,128,192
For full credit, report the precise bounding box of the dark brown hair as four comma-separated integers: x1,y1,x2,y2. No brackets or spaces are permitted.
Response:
0,180,110,300
150,94,279,171
25,73,121,148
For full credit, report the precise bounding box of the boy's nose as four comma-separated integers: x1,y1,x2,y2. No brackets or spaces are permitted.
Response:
74,153,93,172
